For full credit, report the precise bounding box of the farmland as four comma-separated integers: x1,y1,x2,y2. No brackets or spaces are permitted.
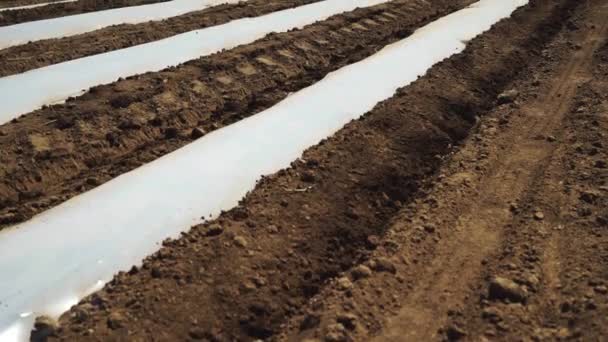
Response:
0,0,606,340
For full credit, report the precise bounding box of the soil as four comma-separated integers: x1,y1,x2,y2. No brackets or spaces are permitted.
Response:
27,0,605,341
0,0,168,26
0,0,67,10
0,0,472,228
0,0,321,77
0,0,604,340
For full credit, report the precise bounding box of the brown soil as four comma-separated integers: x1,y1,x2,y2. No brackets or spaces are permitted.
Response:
0,0,168,26
0,0,472,228
34,0,607,341
0,0,66,10
0,0,323,77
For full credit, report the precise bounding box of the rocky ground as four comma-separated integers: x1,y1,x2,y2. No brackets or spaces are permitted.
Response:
0,0,606,340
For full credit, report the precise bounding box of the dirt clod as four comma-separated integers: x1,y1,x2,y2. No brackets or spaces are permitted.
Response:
106,311,126,330
30,315,58,341
497,89,519,104
371,258,397,274
488,276,528,303
351,265,373,279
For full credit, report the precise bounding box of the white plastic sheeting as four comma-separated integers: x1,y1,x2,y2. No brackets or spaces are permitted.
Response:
0,0,392,125
0,0,242,49
0,0,77,12
0,0,528,340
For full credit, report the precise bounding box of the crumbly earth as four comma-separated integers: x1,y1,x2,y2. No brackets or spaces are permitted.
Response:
0,0,169,26
21,0,603,341
0,0,472,228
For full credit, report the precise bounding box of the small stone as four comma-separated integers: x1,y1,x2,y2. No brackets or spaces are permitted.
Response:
117,118,144,130
446,325,467,340
481,307,502,322
546,135,556,142
31,315,58,341
0,212,23,225
324,323,347,342
488,276,528,303
150,266,162,278
351,265,372,279
188,327,207,340
336,313,357,330
580,190,601,204
107,311,127,330
372,257,397,274
534,211,545,220
164,127,179,139
203,224,224,237
86,177,100,186
337,277,353,291
241,281,257,292
594,285,607,294
556,328,571,339
300,313,321,330
300,171,316,183
233,236,248,248
109,94,136,108
497,89,519,104
71,305,91,323
190,127,206,139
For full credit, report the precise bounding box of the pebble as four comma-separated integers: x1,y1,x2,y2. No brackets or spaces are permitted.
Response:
233,236,248,248
372,257,397,274
446,325,467,340
31,315,58,341
488,276,528,303
190,127,206,139
203,224,224,237
300,171,316,183
150,266,162,278
497,89,519,104
324,323,347,342
164,127,179,139
189,327,207,340
336,313,357,330
534,211,545,220
337,277,353,291
481,307,502,322
107,311,127,330
581,190,601,204
594,285,607,294
351,265,373,279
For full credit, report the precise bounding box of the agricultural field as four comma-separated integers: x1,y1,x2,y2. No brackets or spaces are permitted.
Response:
0,0,606,340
